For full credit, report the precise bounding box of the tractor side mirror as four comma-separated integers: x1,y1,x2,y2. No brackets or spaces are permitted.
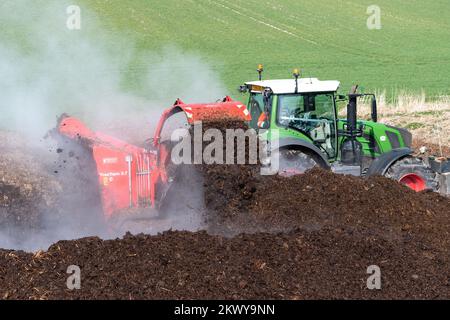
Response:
371,96,378,122
335,94,347,102
239,85,248,93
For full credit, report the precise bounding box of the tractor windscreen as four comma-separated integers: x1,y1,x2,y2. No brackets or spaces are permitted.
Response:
278,93,337,158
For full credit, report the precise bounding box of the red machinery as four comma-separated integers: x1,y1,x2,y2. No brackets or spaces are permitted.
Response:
56,96,250,219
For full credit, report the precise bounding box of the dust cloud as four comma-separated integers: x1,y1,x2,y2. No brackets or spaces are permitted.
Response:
0,1,226,251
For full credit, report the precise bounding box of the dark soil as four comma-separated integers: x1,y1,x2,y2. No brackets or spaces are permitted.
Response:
0,133,60,237
0,121,449,300
1,228,448,300
0,130,107,248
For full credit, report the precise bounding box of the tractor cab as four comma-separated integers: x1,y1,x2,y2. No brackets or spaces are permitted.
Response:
240,65,392,176
241,74,341,161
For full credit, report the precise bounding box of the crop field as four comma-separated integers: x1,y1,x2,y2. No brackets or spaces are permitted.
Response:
1,0,449,129
79,0,450,99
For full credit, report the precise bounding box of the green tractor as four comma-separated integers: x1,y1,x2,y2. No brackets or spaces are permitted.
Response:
240,65,450,195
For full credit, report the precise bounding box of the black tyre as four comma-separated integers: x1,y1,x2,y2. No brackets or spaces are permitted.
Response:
385,156,438,191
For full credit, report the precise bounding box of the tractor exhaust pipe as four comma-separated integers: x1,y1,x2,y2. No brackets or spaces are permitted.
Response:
371,95,378,123
340,85,363,166
347,85,359,133
347,94,358,133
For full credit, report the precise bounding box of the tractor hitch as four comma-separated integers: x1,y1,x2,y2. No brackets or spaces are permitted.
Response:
427,157,450,196
429,157,450,174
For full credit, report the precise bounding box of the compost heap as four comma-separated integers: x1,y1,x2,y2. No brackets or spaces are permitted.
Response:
0,132,61,241
0,130,108,250
0,121,449,299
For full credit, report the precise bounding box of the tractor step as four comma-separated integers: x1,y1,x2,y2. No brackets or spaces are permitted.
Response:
439,173,450,196
425,157,450,196
331,164,361,176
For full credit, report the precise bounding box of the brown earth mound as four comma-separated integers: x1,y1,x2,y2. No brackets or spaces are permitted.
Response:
0,227,448,300
204,166,450,253
0,132,60,234
0,130,106,249
0,121,449,299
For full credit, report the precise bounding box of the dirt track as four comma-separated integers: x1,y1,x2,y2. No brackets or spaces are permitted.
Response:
0,123,449,299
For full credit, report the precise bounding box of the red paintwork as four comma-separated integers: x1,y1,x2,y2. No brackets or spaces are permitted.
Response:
399,173,427,192
58,116,158,217
153,96,250,147
57,97,250,219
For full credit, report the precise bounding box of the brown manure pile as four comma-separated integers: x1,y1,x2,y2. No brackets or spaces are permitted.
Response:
0,121,449,299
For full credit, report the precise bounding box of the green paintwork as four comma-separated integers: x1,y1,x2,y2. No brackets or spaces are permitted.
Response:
246,91,409,164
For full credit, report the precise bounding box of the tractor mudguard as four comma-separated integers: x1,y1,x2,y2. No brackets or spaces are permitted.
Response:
366,147,413,176
272,138,330,169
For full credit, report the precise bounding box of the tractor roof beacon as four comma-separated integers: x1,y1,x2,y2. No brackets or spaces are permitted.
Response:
241,65,449,196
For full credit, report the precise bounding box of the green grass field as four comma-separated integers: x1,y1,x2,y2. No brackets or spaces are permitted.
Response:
1,0,449,123
79,0,450,100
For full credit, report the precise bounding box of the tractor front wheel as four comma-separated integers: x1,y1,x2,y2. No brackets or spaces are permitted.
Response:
385,156,438,192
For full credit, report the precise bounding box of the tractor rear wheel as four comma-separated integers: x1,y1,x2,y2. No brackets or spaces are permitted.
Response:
385,156,438,192
273,149,320,176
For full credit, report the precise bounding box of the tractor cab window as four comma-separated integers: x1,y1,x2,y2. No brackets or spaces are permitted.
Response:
248,93,264,129
278,93,337,158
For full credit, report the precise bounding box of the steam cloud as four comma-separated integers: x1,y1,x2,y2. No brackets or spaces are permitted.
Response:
0,1,225,251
